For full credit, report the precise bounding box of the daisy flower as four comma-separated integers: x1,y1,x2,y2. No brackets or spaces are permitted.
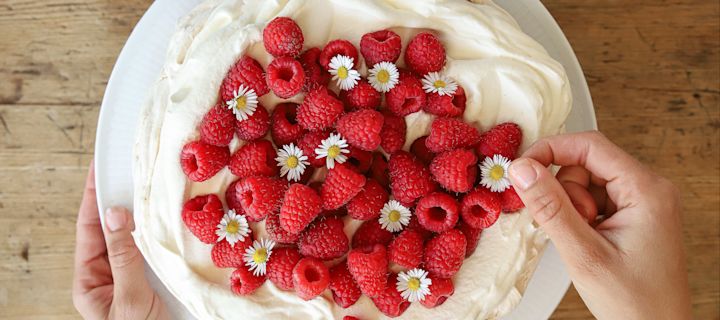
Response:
243,238,276,276
368,61,400,92
215,209,251,247
315,133,350,169
226,84,259,121
378,200,411,232
397,268,432,302
421,72,458,96
328,55,361,91
275,143,310,182
479,154,512,192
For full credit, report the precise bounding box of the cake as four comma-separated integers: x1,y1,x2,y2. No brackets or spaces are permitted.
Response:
132,0,572,319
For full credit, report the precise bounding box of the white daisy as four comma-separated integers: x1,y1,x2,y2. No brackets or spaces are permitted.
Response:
479,154,512,192
275,143,310,182
396,268,432,302
226,84,259,121
243,238,276,276
421,72,458,96
378,200,411,232
328,55,361,91
314,133,350,169
215,209,251,247
368,61,400,93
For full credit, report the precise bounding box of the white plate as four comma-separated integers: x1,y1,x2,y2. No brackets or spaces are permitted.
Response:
95,0,596,319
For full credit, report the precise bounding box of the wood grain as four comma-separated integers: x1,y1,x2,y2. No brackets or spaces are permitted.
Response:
0,0,717,319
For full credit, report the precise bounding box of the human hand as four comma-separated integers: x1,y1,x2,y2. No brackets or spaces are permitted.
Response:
507,131,691,320
72,163,167,319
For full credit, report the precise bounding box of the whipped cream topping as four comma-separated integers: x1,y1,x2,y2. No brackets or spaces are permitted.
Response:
132,0,572,319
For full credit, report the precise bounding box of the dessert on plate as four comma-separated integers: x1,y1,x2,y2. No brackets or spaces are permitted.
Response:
132,0,571,319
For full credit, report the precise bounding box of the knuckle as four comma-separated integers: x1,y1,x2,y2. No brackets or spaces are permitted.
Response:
533,192,564,224
585,130,607,143
107,239,141,269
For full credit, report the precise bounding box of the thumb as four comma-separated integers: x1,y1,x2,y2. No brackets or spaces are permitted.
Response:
103,207,153,299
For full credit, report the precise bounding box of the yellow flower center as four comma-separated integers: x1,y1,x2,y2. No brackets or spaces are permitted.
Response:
327,145,341,158
388,210,401,222
337,66,348,80
226,220,239,234
490,165,505,181
253,248,268,265
235,95,247,110
377,69,390,84
433,80,446,89
286,155,299,169
407,278,421,291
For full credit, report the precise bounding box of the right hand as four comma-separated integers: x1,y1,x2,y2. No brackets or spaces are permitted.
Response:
507,131,691,320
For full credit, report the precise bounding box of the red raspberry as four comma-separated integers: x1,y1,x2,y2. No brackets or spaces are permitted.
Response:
360,29,402,66
415,192,460,233
476,122,523,159
429,149,478,193
386,72,426,117
410,135,434,165
404,32,446,75
230,266,266,295
336,109,384,151
379,111,406,153
280,183,322,234
501,187,525,213
211,237,254,268
344,317,360,320
225,179,245,214
298,217,349,260
181,194,224,244
456,218,483,257
346,179,388,220
235,176,287,221
425,117,481,153
299,47,330,91
371,273,411,317
424,86,466,117
180,141,230,182
220,55,269,102
321,164,367,210
228,140,278,178
329,260,362,308
200,103,235,146
424,229,467,278
266,247,302,291
263,17,304,57
407,214,433,241
347,244,388,297
420,277,455,308
293,257,330,300
388,151,437,204
352,220,394,249
319,39,359,70
296,130,330,167
265,212,300,244
235,103,270,141
368,152,390,188
297,87,344,131
266,57,305,98
270,102,304,146
387,229,424,269
340,79,381,110
346,146,373,173
460,187,502,229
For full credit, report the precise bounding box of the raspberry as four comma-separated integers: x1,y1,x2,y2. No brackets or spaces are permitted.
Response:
270,102,304,146
424,86,466,117
379,111,406,153
371,273,411,317
352,219,394,248
425,117,481,153
180,141,230,182
235,176,287,221
388,151,437,204
419,277,454,308
181,194,224,244
415,192,460,233
336,109,384,151
387,229,424,269
347,244,388,297
321,164,367,210
220,55,269,102
501,187,525,213
211,237,253,268
344,317,360,320
340,79,381,110
263,17,304,57
266,247,302,291
360,29,402,66
429,149,478,193
346,179,388,220
460,187,502,229
410,135,434,165
346,146,373,173
200,103,235,146
385,71,426,117
424,229,467,278
329,260,362,308
293,257,330,300
280,183,322,234
404,32,446,75
368,152,390,188
407,214,433,241
298,217,349,260
297,87,344,131
230,266,266,295
296,130,330,167
235,103,270,141
228,140,278,178
299,47,330,91
266,57,305,98
456,219,483,257
319,39,359,70
225,179,245,214
265,212,300,244
476,122,523,159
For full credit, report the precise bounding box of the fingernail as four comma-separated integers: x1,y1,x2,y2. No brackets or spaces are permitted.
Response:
509,159,538,190
105,207,128,232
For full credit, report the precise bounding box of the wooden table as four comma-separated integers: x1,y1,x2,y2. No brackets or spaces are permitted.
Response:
0,1,717,319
